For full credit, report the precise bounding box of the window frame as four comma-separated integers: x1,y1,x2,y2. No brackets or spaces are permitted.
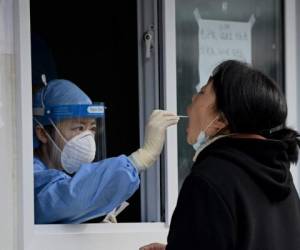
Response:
15,0,178,249
285,0,300,191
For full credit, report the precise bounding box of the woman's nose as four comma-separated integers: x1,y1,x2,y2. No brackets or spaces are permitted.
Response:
187,105,191,115
186,95,196,114
191,94,196,102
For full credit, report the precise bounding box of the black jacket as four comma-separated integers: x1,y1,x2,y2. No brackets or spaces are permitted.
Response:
166,137,300,250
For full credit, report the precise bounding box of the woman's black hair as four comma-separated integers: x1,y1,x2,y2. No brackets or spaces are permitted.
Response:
211,60,300,163
43,125,55,138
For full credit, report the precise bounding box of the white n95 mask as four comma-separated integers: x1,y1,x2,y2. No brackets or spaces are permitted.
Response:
60,130,96,174
34,118,96,174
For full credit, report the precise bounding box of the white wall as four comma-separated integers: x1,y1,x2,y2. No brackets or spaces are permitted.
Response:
0,1,17,249
0,54,17,250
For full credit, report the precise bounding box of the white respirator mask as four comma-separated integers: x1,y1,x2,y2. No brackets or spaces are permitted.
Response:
60,130,96,174
36,118,96,174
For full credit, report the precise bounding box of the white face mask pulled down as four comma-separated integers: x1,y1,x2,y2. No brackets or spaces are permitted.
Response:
35,118,96,174
192,115,229,162
192,116,219,151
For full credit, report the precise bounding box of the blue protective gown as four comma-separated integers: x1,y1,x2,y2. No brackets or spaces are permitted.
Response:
34,155,140,224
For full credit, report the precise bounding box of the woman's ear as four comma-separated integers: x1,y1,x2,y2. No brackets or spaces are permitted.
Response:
35,126,48,144
213,113,229,132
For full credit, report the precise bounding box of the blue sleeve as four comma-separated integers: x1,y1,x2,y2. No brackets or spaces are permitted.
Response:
34,155,140,224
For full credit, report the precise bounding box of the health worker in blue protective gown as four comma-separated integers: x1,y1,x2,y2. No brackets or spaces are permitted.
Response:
33,79,179,224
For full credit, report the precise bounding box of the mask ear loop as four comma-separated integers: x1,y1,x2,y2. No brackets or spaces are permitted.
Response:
33,117,63,153
48,118,68,143
203,115,219,133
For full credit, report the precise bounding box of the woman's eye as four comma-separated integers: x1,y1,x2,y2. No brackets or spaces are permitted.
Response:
90,127,97,133
72,126,84,131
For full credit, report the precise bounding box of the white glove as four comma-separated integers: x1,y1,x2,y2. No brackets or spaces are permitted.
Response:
129,110,179,171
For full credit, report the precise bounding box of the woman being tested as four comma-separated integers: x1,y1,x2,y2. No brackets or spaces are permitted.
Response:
33,79,179,224
141,60,300,250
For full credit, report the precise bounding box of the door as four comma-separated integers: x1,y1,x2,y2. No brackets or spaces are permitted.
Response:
175,0,286,189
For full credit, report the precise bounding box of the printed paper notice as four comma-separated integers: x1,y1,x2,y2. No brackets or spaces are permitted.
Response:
194,8,255,91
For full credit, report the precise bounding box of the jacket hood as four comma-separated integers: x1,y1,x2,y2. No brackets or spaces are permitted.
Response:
194,137,293,201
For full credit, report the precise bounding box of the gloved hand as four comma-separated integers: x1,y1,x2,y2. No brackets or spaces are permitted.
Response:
129,110,179,171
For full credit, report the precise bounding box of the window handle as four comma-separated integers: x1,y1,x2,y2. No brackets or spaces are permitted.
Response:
144,31,153,59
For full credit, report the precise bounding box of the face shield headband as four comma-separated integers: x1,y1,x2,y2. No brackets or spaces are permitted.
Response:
33,103,105,124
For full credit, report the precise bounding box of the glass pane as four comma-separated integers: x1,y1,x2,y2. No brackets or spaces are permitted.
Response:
176,0,284,189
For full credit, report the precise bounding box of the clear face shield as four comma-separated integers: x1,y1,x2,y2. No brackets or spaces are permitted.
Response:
33,103,106,174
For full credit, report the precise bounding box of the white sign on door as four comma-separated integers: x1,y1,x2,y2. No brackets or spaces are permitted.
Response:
194,8,255,92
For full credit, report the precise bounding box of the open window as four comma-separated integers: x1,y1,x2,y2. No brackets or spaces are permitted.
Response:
29,0,178,226
30,0,143,223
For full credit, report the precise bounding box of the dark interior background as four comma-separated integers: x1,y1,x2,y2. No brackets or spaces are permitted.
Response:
30,0,141,222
